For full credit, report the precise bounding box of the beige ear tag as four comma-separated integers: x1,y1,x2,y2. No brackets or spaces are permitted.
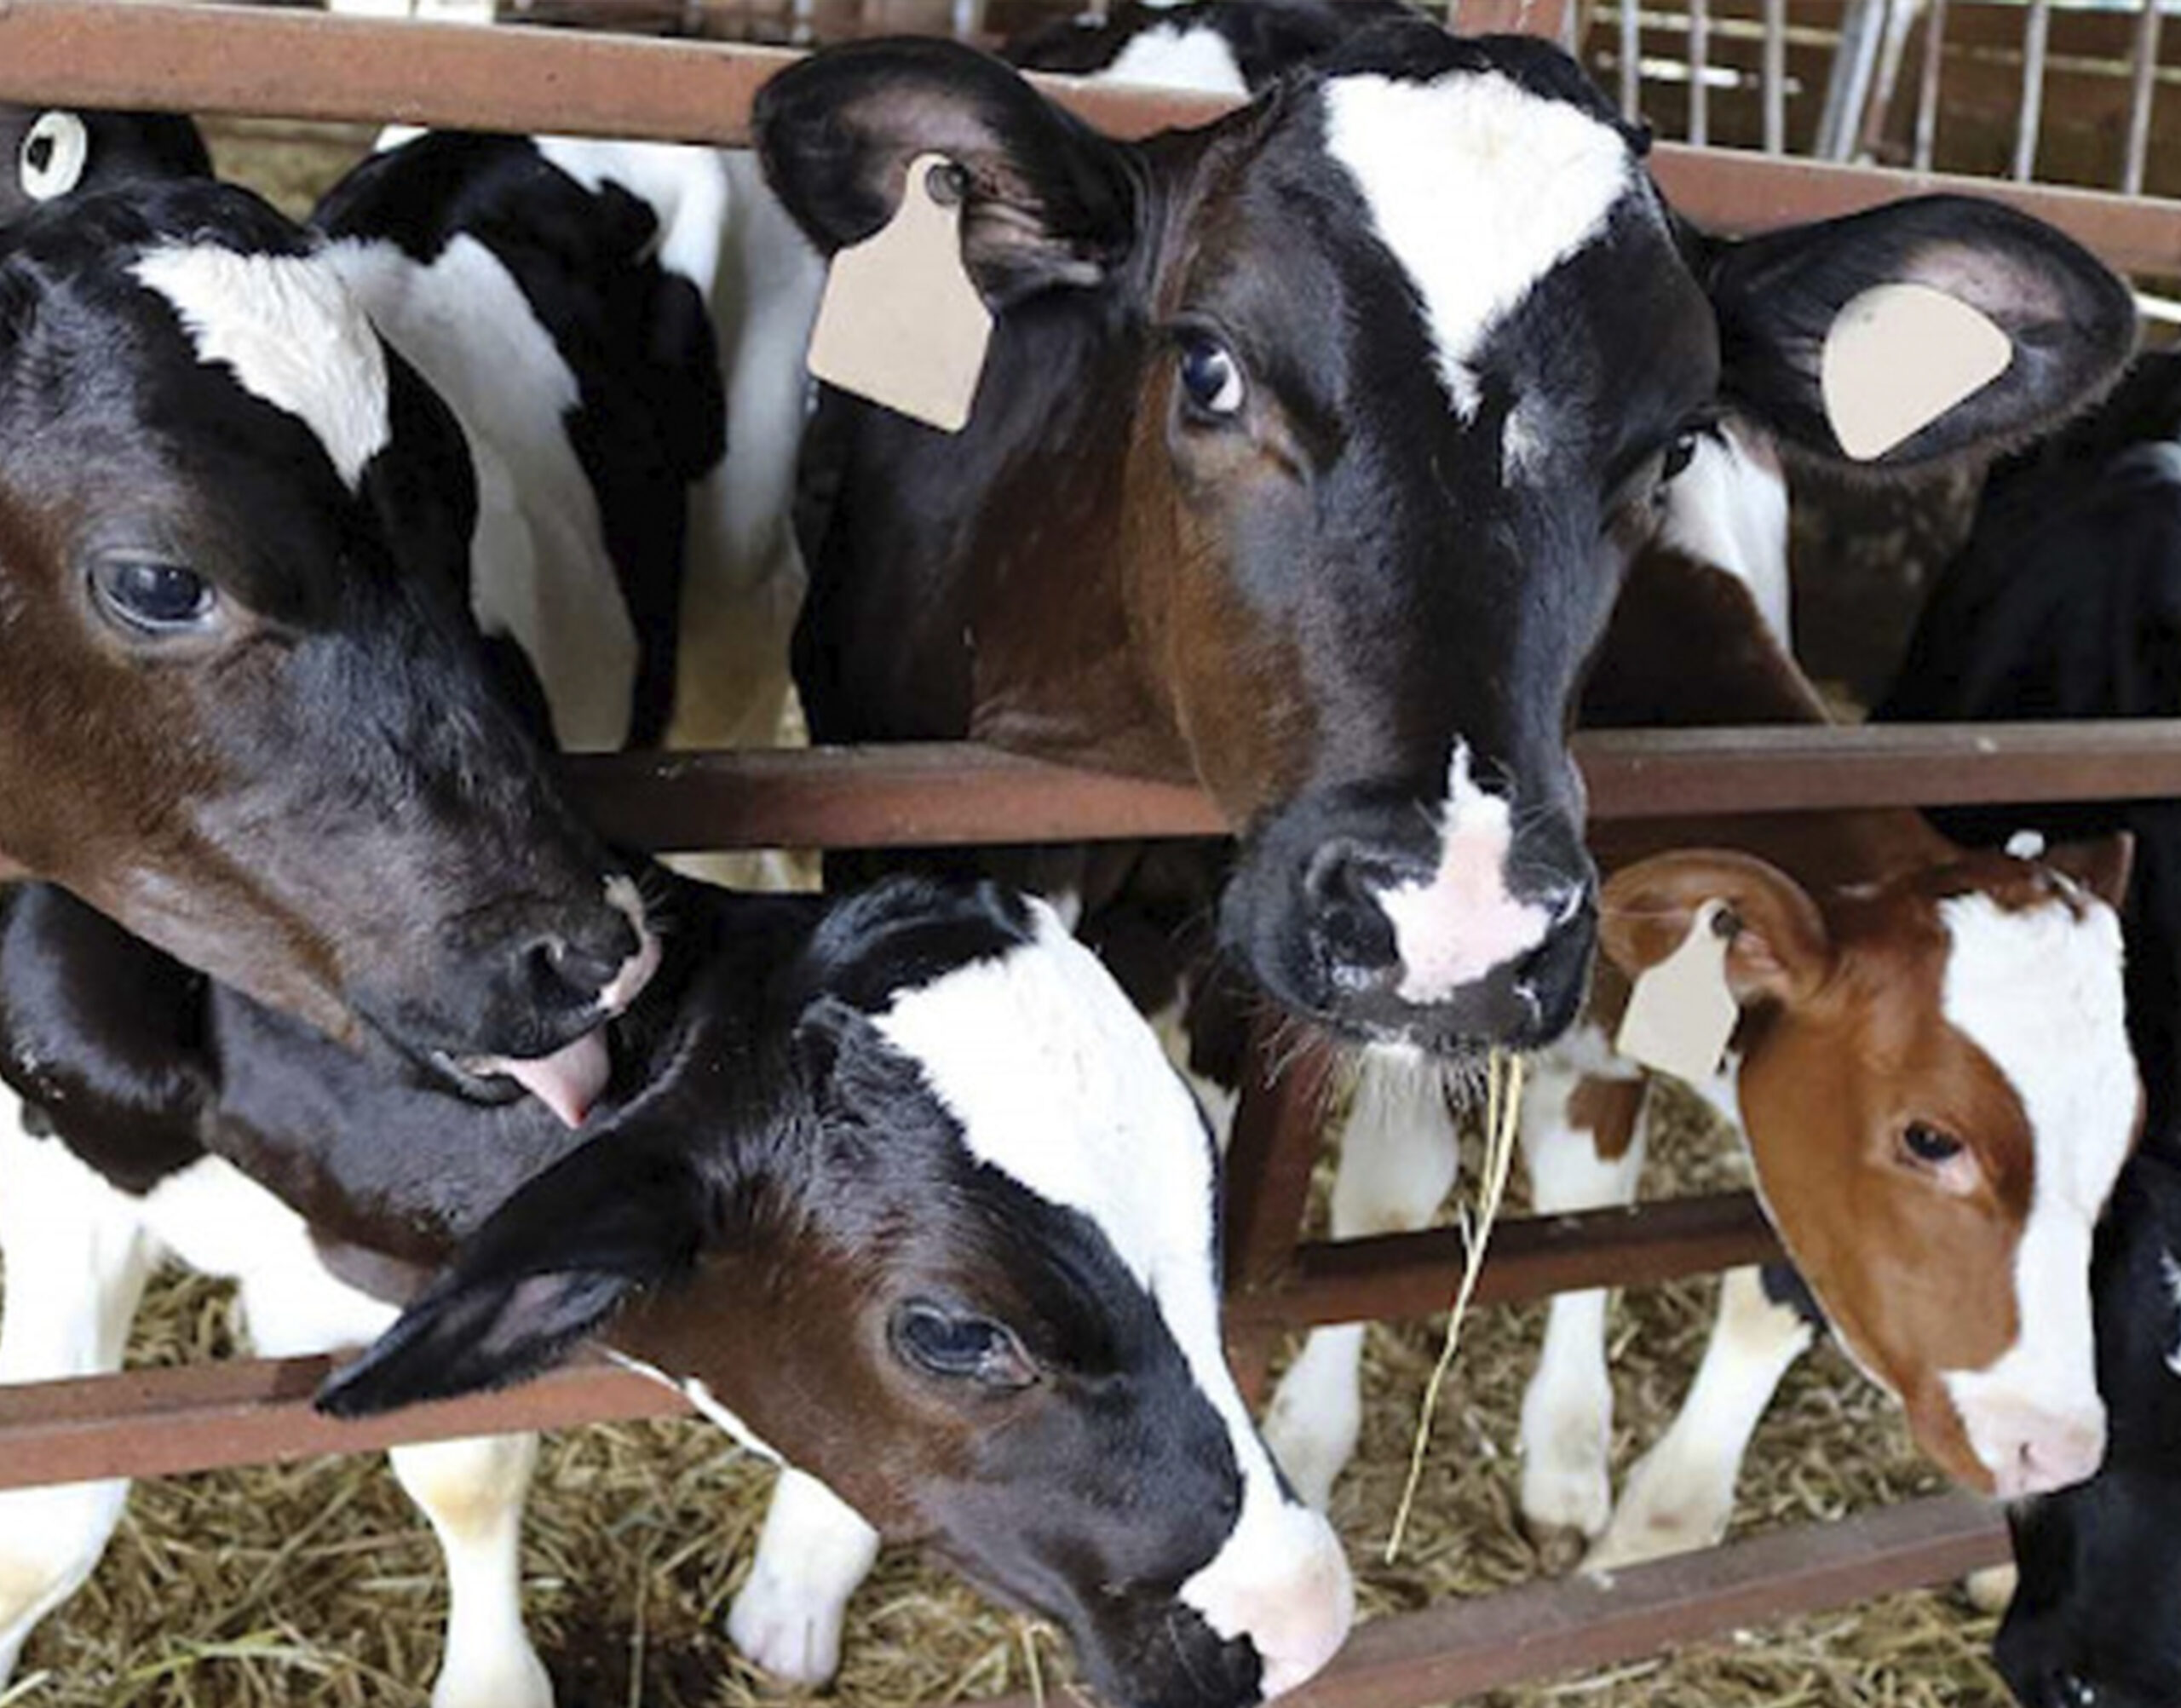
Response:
806,153,993,434
1614,900,1741,1084
1821,282,2012,461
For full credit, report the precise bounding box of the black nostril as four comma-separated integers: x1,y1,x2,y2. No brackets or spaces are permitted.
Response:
525,917,635,1002
1303,841,1401,974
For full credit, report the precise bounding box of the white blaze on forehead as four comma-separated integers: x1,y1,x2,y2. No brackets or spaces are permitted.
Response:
1321,70,1636,418
1093,24,1251,95
1659,419,1793,650
132,244,391,489
1937,889,2135,1484
1376,743,1556,1003
874,902,1352,1694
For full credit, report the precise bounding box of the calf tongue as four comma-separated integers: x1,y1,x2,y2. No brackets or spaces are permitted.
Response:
467,1028,612,1129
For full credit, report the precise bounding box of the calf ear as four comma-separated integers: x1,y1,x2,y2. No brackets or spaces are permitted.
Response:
2046,831,2136,911
1601,849,1833,1005
315,1141,708,1418
1704,195,2134,471
754,37,1139,306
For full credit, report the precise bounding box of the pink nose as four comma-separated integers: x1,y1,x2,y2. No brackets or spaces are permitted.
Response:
1991,1413,2108,1499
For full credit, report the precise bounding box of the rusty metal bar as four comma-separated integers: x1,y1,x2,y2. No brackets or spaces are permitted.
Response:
0,1354,690,1493
1227,1193,1781,1332
975,1496,2008,1708
0,1193,1770,1489
1763,0,1787,152
2013,0,2051,181
1687,0,1709,145
561,723,2181,854
1913,0,1946,170
1620,0,1641,119
2123,0,2163,197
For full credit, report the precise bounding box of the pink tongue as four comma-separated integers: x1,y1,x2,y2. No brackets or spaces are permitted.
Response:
474,1029,611,1129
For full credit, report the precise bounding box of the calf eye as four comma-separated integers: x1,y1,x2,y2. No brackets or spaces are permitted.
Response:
1902,1122,1964,1165
91,560,217,635
890,1299,1036,1389
1660,428,1701,483
1177,334,1246,420
20,112,89,202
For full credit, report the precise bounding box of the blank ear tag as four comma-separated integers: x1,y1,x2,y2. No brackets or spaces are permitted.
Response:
1614,900,1740,1084
1821,282,2012,461
806,154,993,434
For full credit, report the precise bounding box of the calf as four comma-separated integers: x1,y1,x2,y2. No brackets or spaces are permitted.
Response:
0,176,652,1107
760,24,2130,1059
0,874,1352,1708
1994,1148,2181,1708
1262,428,2139,1567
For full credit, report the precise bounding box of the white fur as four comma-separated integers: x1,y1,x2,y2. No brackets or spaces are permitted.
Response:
2167,1250,2181,1380
1582,1267,1812,1572
391,1435,551,1708
728,1470,882,1686
597,875,662,1015
531,137,734,299
1375,742,1556,1001
874,902,1351,1698
1658,418,1793,650
1093,25,1251,95
133,245,392,489
1938,889,2134,1497
1321,70,1637,418
325,233,639,752
1263,1050,1459,1508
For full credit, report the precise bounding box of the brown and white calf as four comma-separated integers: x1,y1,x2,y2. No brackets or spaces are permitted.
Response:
1262,422,2140,1560
0,875,1350,1708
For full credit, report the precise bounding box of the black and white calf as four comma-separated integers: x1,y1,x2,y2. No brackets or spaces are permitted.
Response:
0,876,1351,1708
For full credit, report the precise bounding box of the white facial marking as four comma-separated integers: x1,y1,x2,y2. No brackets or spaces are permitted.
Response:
873,902,1352,1696
325,233,639,750
132,245,392,490
1321,71,1636,418
597,874,661,1015
1658,418,1793,650
1937,888,2134,1495
1376,743,1555,1003
1091,24,1251,95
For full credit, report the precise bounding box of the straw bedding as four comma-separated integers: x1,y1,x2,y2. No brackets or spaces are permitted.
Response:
0,122,2011,1707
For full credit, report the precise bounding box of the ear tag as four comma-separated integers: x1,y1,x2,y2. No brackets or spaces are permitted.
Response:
806,153,992,434
1615,900,1740,1084
1821,282,2012,461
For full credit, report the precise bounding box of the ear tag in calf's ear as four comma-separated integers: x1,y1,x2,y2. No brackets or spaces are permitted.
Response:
1821,282,2012,461
806,154,992,434
1615,900,1740,1084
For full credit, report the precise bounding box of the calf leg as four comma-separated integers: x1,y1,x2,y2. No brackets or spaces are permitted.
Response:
0,1110,158,1683
390,1434,553,1708
1261,1052,1458,1511
1516,1037,1649,1565
1581,1264,1814,1572
727,1467,881,1687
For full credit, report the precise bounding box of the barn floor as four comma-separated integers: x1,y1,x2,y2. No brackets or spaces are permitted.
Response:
0,121,2011,1708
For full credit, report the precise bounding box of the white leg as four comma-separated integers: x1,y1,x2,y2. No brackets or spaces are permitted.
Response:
0,1112,158,1684
390,1434,552,1708
727,1467,881,1687
1262,1051,1457,1510
1583,1266,1813,1572
1516,1033,1649,1558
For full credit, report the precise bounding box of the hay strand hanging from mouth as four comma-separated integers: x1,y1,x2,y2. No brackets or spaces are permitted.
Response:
1384,1048,1525,1563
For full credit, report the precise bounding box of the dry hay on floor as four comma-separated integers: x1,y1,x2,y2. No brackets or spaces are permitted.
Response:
4,1081,2011,1707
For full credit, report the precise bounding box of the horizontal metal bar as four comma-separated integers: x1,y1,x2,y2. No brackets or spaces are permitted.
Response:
0,1194,1770,1489
0,1354,689,1492
562,723,2181,852
1226,1192,1781,1331
975,1495,2009,1708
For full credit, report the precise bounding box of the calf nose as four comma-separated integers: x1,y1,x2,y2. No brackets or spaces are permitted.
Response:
521,876,658,1017
1181,1502,1355,1701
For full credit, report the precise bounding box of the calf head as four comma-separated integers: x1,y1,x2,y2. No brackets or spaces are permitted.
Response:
1996,1150,2181,1708
757,26,2132,1055
0,105,210,227
0,181,653,1107
1602,842,2139,1496
321,880,1352,1708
